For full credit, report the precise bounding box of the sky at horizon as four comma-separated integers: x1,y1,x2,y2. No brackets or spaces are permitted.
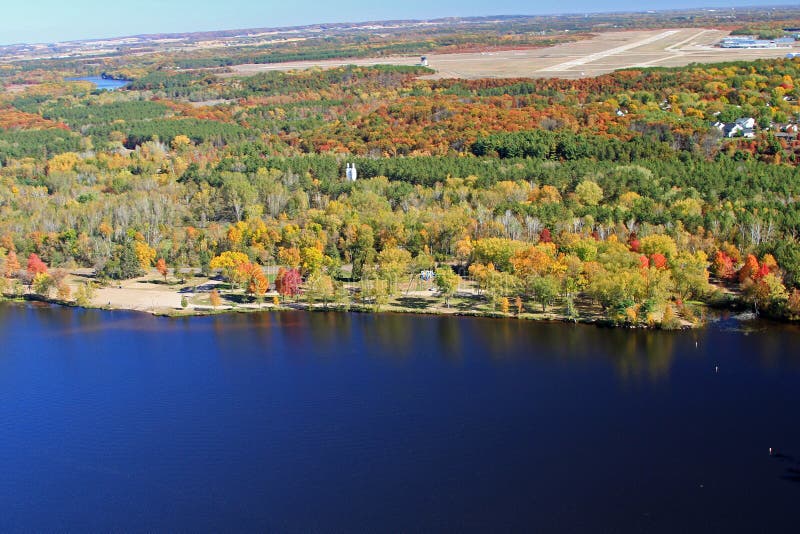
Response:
1,0,798,45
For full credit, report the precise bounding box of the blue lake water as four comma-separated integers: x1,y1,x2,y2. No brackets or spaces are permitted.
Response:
66,76,130,91
0,303,798,532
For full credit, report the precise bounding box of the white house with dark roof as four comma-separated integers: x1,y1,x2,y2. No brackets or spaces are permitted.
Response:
714,117,756,138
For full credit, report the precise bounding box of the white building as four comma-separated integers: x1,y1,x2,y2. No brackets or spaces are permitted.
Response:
345,163,358,182
720,37,778,49
714,118,757,138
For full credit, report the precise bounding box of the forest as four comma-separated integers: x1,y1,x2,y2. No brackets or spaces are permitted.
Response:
1,49,800,325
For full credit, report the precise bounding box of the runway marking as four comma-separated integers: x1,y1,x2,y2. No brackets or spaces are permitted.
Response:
539,30,680,72
664,29,712,53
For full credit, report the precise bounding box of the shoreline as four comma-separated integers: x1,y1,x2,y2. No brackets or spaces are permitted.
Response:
2,290,735,330
1,269,773,330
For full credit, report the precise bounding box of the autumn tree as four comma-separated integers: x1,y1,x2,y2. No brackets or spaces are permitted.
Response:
473,238,526,271
209,289,222,309
101,240,144,280
435,266,460,307
210,251,251,289
300,246,324,276
738,254,761,283
787,289,800,319
134,241,157,272
586,266,645,321
529,275,560,312
350,224,375,280
156,258,169,282
361,276,390,312
32,273,55,298
743,272,788,314
3,250,20,278
305,272,334,308
221,172,256,222
74,282,96,307
277,247,302,269
661,304,682,330
575,179,603,206
712,250,736,280
247,266,270,301
51,269,70,301
470,263,517,309
171,134,192,150
377,247,412,294
276,268,301,300
454,236,474,266
46,152,80,174
671,251,710,301
511,243,560,280
639,235,678,260
27,253,48,276
274,267,286,294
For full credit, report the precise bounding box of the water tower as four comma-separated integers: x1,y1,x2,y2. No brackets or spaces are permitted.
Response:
345,163,357,182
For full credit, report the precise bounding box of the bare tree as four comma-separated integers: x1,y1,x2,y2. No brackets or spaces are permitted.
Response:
525,216,542,242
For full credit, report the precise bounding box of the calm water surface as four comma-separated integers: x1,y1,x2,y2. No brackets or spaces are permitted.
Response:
66,76,129,90
0,303,798,532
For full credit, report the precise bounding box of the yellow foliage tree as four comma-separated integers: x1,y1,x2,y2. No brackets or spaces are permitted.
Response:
98,221,113,240
278,247,302,269
57,282,72,301
47,152,80,174
134,241,157,271
210,251,250,287
639,234,678,260
209,289,222,308
529,184,562,204
455,236,474,264
300,246,325,275
171,135,192,150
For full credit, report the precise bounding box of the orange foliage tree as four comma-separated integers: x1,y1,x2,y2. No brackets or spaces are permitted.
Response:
3,250,21,278
156,258,168,282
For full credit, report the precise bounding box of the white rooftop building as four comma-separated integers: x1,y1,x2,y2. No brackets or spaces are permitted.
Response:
713,117,757,138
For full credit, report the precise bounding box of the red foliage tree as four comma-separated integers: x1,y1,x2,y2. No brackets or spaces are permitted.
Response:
277,268,302,299
26,253,48,276
756,263,770,280
539,228,552,243
628,231,639,252
712,251,735,280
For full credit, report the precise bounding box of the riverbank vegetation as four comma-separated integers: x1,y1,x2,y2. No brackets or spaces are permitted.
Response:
2,53,800,326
